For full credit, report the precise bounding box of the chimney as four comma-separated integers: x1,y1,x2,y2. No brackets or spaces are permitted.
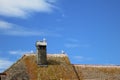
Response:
36,39,47,65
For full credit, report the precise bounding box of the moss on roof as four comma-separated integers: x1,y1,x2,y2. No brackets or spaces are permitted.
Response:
22,53,79,80
4,53,120,80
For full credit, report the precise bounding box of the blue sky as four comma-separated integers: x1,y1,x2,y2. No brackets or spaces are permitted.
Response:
0,0,120,72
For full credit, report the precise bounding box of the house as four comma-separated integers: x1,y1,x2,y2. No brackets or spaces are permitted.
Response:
1,40,81,80
0,73,6,80
1,39,120,80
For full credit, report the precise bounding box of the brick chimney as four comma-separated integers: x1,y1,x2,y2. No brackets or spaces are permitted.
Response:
36,39,47,65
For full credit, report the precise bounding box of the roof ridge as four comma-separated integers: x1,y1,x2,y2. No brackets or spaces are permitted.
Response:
74,64,120,68
47,53,68,57
4,55,26,73
24,53,36,56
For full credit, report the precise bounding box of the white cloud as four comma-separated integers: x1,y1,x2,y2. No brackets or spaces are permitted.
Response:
73,55,92,62
0,20,61,37
47,0,57,3
64,38,80,48
9,50,34,55
64,38,90,48
0,20,12,29
0,59,13,72
67,38,79,42
64,43,90,48
74,56,84,60
0,0,57,18
64,43,79,48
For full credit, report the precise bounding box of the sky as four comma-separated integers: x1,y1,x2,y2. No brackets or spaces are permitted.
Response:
0,0,120,72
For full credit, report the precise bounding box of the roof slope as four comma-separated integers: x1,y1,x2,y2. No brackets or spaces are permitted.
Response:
74,65,120,80
4,55,29,80
24,54,79,80
4,53,120,80
4,53,80,80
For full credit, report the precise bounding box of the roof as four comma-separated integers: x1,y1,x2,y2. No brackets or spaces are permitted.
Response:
74,64,120,80
23,53,79,80
4,53,120,80
4,53,80,80
0,73,6,75
24,53,70,65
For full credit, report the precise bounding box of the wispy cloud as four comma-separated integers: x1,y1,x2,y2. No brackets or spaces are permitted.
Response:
0,50,33,72
64,38,91,48
0,20,12,29
64,38,80,48
0,20,61,37
0,0,57,18
0,20,45,36
64,43,79,48
64,43,90,48
9,50,34,55
8,50,34,61
0,58,13,72
74,56,84,60
73,55,92,62
67,38,79,42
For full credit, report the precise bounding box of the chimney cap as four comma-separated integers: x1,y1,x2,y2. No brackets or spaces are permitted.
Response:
36,39,47,46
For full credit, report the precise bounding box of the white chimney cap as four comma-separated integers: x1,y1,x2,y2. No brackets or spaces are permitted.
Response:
36,41,47,46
